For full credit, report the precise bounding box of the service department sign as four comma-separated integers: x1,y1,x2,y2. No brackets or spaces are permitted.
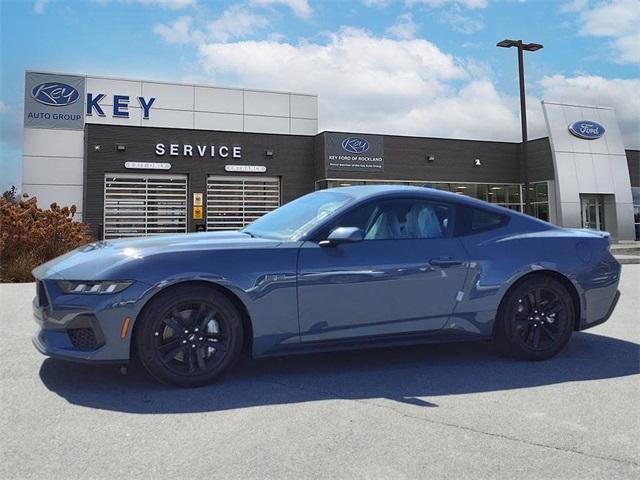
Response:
24,72,85,130
326,133,384,172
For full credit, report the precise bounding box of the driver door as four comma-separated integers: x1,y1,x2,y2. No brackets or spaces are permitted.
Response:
297,197,469,343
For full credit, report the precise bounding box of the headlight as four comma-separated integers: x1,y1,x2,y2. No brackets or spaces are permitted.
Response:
57,280,133,294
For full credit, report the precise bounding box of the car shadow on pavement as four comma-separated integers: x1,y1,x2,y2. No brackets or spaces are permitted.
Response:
39,331,639,414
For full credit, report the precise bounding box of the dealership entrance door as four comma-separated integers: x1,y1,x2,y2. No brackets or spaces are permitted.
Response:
206,175,280,231
580,194,605,231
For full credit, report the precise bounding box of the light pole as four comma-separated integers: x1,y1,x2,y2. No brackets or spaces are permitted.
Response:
497,39,543,216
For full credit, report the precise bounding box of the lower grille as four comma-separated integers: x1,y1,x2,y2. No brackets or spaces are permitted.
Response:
68,328,99,350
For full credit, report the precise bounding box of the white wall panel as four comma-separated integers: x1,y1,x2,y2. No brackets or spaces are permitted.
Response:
23,156,84,185
244,91,289,117
195,87,243,114
142,82,194,110
291,118,318,135
244,115,289,134
22,184,83,212
86,106,142,126
593,155,615,194
86,77,142,106
144,109,194,129
290,95,318,119
610,155,634,203
597,108,626,154
552,151,580,203
573,153,597,193
23,128,84,157
194,112,243,131
542,102,571,153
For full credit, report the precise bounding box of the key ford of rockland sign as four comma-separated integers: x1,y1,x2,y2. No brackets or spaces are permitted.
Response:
325,133,384,171
24,72,156,129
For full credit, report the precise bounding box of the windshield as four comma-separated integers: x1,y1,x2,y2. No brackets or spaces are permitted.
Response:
243,191,354,240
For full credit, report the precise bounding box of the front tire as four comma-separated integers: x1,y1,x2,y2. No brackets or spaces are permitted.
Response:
496,275,574,361
135,285,243,387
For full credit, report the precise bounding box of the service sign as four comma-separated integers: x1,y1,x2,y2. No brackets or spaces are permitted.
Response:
325,133,384,172
24,72,85,130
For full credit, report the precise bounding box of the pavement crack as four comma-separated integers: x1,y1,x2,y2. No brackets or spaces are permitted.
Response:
259,377,640,469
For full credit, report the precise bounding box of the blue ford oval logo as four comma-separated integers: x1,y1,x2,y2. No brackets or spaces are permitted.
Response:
31,82,80,107
342,137,369,154
568,120,605,140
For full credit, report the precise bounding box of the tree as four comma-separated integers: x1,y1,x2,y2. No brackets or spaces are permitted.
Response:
2,186,17,203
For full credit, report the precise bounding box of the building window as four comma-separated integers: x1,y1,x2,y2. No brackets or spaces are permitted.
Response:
317,180,524,212
529,181,550,222
632,187,640,240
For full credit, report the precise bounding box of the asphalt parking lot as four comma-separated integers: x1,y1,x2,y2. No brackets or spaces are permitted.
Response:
1,267,638,480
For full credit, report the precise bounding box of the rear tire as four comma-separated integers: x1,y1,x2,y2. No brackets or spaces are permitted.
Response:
135,285,243,387
495,275,574,361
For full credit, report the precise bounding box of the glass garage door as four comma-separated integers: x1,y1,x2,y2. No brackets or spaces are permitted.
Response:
206,175,280,231
103,173,188,239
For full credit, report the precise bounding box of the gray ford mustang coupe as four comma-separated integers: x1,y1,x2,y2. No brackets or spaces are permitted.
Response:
32,185,621,387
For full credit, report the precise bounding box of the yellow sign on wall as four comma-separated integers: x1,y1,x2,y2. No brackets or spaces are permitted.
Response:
193,206,203,219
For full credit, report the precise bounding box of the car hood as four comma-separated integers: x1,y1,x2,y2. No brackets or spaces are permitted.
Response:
33,231,281,280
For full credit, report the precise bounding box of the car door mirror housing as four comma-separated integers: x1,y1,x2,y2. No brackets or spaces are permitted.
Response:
319,227,364,247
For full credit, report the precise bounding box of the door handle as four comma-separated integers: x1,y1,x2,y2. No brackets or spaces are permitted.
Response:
429,258,464,267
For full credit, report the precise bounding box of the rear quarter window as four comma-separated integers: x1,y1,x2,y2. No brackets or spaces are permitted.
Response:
455,205,509,236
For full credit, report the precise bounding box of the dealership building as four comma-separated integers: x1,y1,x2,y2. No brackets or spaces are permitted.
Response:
22,71,640,241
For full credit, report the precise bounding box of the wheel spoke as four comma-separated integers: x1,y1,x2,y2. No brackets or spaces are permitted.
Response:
534,289,543,310
158,338,181,352
186,347,196,373
207,339,227,353
196,347,207,371
163,317,184,336
544,301,563,316
541,324,559,342
200,309,219,331
532,327,541,348
162,345,185,363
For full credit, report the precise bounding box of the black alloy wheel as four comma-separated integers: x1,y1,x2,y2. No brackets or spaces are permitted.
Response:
136,285,243,387
496,275,574,360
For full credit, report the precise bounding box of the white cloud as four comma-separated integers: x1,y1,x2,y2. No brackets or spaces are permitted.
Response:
135,0,196,9
539,74,640,148
560,0,588,13
154,7,269,44
33,0,52,14
0,101,9,113
572,0,640,64
362,0,390,7
439,9,484,33
207,6,269,42
153,16,202,44
385,13,418,40
195,27,538,142
250,0,313,19
406,0,488,9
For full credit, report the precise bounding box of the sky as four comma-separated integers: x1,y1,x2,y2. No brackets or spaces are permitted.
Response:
1,0,639,193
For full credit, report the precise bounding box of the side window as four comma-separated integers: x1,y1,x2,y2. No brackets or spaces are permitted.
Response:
327,199,455,240
471,208,507,232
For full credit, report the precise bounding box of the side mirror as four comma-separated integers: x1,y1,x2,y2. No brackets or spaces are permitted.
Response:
319,227,364,247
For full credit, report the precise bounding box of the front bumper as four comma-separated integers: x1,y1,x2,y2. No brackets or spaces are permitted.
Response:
32,279,151,363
